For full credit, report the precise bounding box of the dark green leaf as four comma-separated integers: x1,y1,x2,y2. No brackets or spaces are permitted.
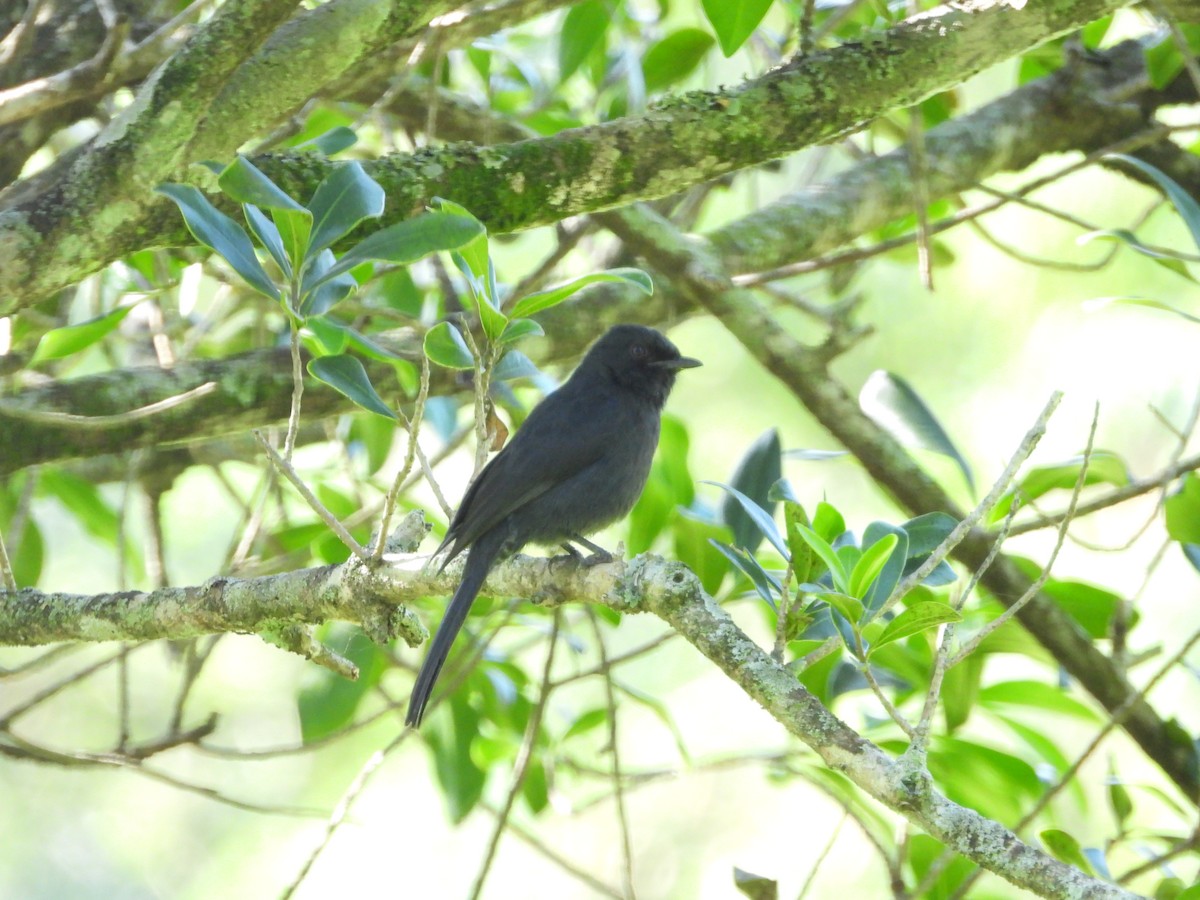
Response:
793,524,848,594
31,305,135,363
710,539,780,608
509,268,653,319
155,183,279,299
493,350,540,381
707,480,788,560
498,318,545,345
426,693,488,822
860,370,974,492
643,29,715,92
559,0,608,81
720,429,781,554
297,625,388,742
861,522,908,614
244,204,292,279
312,212,486,289
1109,154,1200,254
299,248,357,318
218,156,307,212
424,321,475,369
306,161,385,257
348,412,396,476
942,652,982,732
702,0,773,57
307,354,398,420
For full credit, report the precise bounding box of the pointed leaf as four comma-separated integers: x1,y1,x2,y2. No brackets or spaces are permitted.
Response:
991,451,1129,523
813,501,846,545
793,523,849,594
244,204,292,278
559,0,608,82
218,156,307,212
709,539,780,608
31,305,135,363
861,523,908,614
298,248,356,318
702,0,773,57
433,198,489,278
1077,229,1199,283
156,183,279,300
871,601,962,653
493,349,540,381
424,321,475,369
860,370,973,492
293,126,358,156
311,212,486,289
1109,154,1200,253
643,29,715,92
849,532,899,600
308,354,398,420
509,268,653,318
1039,829,1095,877
498,318,545,345
720,429,782,554
306,161,385,257
705,481,788,560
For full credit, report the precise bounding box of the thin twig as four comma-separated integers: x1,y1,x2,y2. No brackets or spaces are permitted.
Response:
253,431,370,561
0,526,16,591
797,810,848,899
468,609,562,900
587,610,638,899
947,404,1099,668
376,354,431,560
284,325,304,461
0,381,217,429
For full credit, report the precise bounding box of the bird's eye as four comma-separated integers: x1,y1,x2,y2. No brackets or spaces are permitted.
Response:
630,344,648,360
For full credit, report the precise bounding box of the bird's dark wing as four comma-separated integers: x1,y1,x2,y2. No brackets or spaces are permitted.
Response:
438,384,625,561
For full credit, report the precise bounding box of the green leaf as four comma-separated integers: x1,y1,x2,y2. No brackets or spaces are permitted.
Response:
701,0,773,57
673,509,730,596
793,523,848,594
848,532,898,600
1167,474,1200,544
861,522,908,614
720,429,782,555
244,204,292,279
493,350,540,381
310,211,486,290
643,29,715,92
859,370,974,492
433,198,489,278
1077,230,1199,283
559,0,608,81
38,468,121,545
812,501,845,545
733,866,778,900
297,624,388,742
307,354,398,420
306,161,385,257
782,500,816,585
424,321,475,369
706,480,788,560
1107,762,1133,827
979,680,1101,721
292,126,358,156
709,539,781,608
563,707,608,741
509,268,653,318
1040,829,1095,877
218,156,307,213
31,305,135,363
155,183,279,300
426,693,488,822
298,248,357,318
1109,154,1200,254
820,591,864,627
475,258,509,341
497,318,545,345
871,601,961,653
348,412,396,476
942,653,982,733
1087,296,1200,323
991,451,1130,523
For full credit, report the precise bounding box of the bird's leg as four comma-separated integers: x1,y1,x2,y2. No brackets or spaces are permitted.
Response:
565,533,614,567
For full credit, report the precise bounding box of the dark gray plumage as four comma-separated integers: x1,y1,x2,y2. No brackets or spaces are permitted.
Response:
406,324,700,726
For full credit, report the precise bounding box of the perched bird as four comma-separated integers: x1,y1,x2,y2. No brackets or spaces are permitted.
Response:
406,324,701,726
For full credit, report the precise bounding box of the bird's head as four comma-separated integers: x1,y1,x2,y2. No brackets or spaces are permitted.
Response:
581,324,702,407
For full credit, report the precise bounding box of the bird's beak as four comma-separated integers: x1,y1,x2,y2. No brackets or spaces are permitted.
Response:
654,356,702,370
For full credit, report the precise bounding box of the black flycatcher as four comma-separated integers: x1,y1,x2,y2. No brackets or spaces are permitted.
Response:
405,324,701,726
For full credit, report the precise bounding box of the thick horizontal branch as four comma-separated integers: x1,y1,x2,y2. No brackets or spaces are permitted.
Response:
0,0,1125,313
0,531,1135,898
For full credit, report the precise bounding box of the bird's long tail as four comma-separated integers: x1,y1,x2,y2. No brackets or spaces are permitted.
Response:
406,529,506,727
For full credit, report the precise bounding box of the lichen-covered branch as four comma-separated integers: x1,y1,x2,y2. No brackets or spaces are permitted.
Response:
0,0,1125,313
